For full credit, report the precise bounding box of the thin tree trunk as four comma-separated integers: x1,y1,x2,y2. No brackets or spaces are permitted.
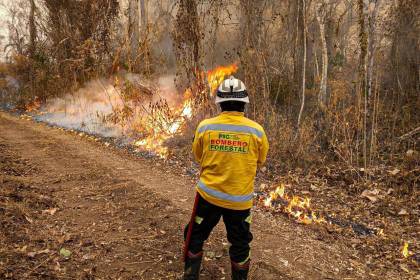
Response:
29,0,36,58
369,69,380,165
140,0,147,29
367,0,380,98
128,0,140,70
140,0,149,75
366,0,381,166
314,47,319,79
316,1,328,107
294,0,300,84
358,0,368,174
296,0,307,133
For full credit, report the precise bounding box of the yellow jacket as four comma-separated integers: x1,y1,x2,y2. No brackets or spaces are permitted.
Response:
193,111,269,210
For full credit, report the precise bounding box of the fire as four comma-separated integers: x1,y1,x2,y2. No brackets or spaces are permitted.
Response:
133,63,238,158
133,89,194,158
402,241,412,258
23,64,239,159
263,184,325,225
25,97,41,112
207,63,239,94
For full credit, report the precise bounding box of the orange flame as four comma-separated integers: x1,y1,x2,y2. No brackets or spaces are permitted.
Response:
133,91,193,158
207,63,239,94
263,184,325,225
133,63,239,158
25,97,41,112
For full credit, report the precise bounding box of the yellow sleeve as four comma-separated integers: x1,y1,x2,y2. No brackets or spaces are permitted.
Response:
257,132,269,166
192,127,203,164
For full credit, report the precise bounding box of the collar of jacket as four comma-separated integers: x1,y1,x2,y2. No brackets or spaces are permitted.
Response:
220,111,244,117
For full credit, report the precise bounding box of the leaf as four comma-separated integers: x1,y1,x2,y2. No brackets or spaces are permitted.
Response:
27,248,50,258
279,258,289,267
406,149,415,156
42,208,58,215
59,248,71,258
310,184,318,191
389,168,400,175
398,209,409,216
37,249,50,254
400,263,410,273
17,245,27,253
360,189,380,202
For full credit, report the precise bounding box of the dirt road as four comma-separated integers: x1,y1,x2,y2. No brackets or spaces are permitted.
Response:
0,111,408,279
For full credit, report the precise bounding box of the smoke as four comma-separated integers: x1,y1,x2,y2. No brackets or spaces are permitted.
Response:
35,79,125,138
34,74,183,141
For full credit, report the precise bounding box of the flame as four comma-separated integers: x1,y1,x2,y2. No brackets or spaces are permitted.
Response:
133,63,238,158
402,241,412,258
134,99,193,158
25,97,41,112
207,63,239,94
263,184,325,225
132,88,195,158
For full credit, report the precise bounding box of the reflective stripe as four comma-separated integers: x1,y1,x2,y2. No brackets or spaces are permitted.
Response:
245,215,252,224
197,124,263,138
238,252,251,265
194,216,203,224
197,181,253,202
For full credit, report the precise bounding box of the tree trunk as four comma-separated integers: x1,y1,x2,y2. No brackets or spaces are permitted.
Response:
28,0,36,58
366,0,381,165
173,0,202,90
296,0,307,133
367,0,380,98
240,0,265,118
140,0,147,29
358,0,369,173
128,0,140,70
316,1,328,107
293,0,301,85
139,0,149,75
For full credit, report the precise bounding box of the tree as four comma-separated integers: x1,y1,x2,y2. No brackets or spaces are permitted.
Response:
366,0,381,99
316,0,328,107
296,0,307,132
173,0,202,87
128,0,140,70
139,0,150,74
28,0,36,58
239,0,266,118
140,0,147,30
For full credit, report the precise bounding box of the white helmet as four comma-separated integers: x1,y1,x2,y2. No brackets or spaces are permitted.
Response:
215,76,249,104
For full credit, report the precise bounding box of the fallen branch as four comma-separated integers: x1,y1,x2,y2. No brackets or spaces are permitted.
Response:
399,127,420,140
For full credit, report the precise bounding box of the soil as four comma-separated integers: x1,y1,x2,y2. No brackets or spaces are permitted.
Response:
0,111,418,280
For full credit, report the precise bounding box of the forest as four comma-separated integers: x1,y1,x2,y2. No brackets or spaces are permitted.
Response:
0,0,418,279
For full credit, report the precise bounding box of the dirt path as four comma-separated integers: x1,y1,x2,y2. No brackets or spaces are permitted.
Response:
0,111,407,280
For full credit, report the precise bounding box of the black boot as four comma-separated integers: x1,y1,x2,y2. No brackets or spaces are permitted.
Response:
184,251,203,280
231,260,250,280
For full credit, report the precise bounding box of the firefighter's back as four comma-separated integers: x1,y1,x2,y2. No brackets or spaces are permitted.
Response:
193,111,269,210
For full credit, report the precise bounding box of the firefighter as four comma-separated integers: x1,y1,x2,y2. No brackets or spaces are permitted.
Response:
183,76,269,280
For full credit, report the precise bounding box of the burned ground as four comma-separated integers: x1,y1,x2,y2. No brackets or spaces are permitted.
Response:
0,111,418,279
